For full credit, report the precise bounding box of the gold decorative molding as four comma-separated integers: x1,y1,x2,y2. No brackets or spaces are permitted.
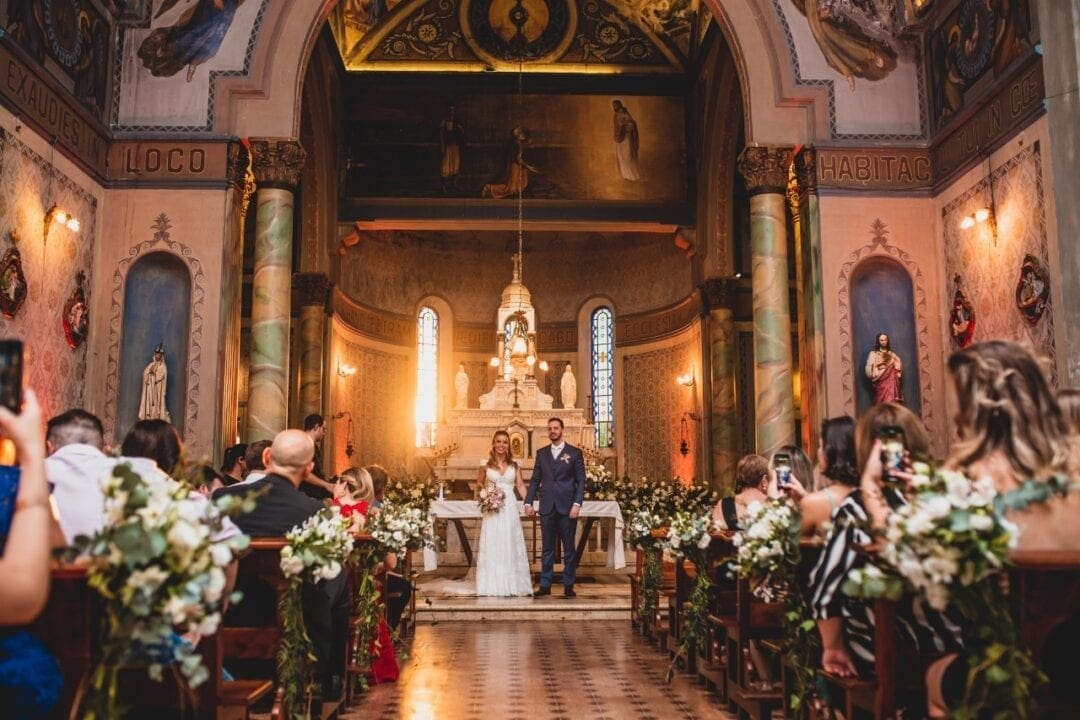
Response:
227,142,257,213
454,323,492,353
536,324,577,353
293,273,334,310
332,288,414,346
617,294,700,346
249,139,307,189
737,145,794,196
815,147,931,190
794,147,817,196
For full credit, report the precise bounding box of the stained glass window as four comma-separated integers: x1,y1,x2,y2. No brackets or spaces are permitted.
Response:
591,307,614,448
415,306,438,447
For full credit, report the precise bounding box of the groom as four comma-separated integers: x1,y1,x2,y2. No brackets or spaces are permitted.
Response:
524,417,586,598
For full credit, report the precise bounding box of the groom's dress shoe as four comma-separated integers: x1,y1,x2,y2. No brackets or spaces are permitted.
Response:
564,586,576,598
533,586,551,597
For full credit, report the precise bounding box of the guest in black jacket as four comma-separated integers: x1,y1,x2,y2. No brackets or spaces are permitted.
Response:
217,429,347,700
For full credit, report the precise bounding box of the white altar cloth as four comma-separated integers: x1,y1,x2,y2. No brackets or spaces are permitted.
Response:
423,500,626,572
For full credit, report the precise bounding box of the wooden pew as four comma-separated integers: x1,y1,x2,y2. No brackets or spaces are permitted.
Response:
32,564,95,719
699,532,738,701
666,555,696,669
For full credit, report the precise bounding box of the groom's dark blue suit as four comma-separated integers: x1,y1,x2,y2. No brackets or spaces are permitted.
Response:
525,442,586,589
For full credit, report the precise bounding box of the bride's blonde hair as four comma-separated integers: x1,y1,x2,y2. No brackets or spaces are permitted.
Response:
486,430,515,469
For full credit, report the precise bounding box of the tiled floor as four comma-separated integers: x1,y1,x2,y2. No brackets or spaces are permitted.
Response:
339,621,732,719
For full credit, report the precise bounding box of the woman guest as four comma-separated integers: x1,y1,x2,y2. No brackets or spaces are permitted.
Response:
333,466,374,531
713,454,770,530
809,403,963,685
782,417,859,538
926,341,1080,716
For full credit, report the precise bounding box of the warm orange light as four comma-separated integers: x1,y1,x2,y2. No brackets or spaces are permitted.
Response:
960,215,976,231
974,207,991,223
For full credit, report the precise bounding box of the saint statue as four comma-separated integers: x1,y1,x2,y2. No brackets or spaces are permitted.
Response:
439,103,465,193
612,100,641,181
139,343,171,422
454,363,469,409
561,364,577,409
864,333,903,405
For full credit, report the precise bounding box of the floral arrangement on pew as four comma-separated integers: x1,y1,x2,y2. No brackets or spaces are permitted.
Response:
843,464,1041,718
278,507,356,717
584,463,617,501
74,462,251,719
730,500,821,714
384,473,441,512
662,509,715,680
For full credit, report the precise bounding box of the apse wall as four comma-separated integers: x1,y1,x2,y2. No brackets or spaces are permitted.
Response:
0,112,101,423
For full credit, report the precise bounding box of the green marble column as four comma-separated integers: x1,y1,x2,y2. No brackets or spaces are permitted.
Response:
702,278,739,493
738,146,796,456
245,140,306,443
794,149,828,452
293,273,332,421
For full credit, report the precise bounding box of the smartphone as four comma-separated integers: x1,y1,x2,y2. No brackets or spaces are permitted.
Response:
877,425,906,483
0,340,22,414
773,452,792,488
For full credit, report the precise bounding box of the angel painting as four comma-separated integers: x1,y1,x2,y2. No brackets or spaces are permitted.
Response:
138,0,247,82
950,276,975,348
1016,254,1050,326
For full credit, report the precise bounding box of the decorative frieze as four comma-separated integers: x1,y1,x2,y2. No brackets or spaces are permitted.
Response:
249,139,307,189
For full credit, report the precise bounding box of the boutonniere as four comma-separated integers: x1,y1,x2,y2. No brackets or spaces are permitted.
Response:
561,453,571,464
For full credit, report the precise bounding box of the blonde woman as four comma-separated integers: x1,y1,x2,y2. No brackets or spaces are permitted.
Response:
333,466,374,530
474,430,533,596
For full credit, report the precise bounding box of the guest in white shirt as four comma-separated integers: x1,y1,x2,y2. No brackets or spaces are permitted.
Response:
216,439,271,491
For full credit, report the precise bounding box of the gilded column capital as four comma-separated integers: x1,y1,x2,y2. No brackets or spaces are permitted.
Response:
249,139,307,189
226,141,256,214
699,277,736,313
737,145,794,196
293,272,334,310
794,147,818,196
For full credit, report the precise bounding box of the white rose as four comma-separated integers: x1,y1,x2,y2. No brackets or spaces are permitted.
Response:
968,513,994,532
210,543,234,567
195,613,221,636
280,554,305,578
168,520,204,553
923,496,952,521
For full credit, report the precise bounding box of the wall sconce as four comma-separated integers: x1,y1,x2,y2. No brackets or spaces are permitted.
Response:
959,154,998,244
679,411,701,457
676,367,696,387
331,411,355,458
44,204,80,239
337,361,357,378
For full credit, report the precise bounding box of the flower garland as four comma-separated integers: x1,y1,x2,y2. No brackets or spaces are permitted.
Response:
75,463,250,719
277,507,356,717
662,509,714,681
842,464,1042,718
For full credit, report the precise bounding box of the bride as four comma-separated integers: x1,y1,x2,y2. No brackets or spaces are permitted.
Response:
475,430,534,596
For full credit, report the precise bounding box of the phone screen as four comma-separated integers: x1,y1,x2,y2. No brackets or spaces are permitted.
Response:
774,453,792,487
877,425,906,480
0,340,22,414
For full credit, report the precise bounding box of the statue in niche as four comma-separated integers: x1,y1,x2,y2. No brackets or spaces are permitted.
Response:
139,343,171,422
561,364,577,409
454,363,469,409
864,332,903,405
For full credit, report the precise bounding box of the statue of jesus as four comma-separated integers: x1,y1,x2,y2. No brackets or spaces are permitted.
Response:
864,332,903,405
139,343,171,422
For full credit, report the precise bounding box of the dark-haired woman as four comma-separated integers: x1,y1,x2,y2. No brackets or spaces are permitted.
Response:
781,417,859,538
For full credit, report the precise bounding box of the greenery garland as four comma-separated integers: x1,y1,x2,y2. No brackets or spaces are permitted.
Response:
667,547,713,682
277,582,316,719
349,554,384,696
638,541,663,631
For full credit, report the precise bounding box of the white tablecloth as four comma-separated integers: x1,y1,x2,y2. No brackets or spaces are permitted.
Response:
423,500,626,571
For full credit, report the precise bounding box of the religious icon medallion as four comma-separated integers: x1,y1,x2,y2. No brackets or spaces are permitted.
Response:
949,275,975,348
0,234,28,319
62,271,89,349
1015,254,1050,326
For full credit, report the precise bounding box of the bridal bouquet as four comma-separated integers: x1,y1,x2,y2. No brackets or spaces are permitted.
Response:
476,482,506,514
731,500,799,602
368,501,434,554
76,462,250,718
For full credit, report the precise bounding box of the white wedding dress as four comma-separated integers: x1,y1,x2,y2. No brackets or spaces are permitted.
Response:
475,464,534,596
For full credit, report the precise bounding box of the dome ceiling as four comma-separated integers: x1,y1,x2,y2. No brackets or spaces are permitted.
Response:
328,0,712,74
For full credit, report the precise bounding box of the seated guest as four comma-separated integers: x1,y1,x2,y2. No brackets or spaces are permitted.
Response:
927,341,1080,716
220,443,248,485
768,444,816,494
367,464,389,509
333,467,374,528
712,454,769,530
782,416,859,538
45,409,156,544
810,403,962,686
0,389,63,718
121,419,183,477
196,465,228,496
217,430,349,699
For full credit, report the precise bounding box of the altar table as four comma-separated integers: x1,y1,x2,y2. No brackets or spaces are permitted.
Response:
423,500,626,572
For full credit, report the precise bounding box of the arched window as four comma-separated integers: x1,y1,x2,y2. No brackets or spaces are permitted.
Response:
591,307,615,448
415,306,439,447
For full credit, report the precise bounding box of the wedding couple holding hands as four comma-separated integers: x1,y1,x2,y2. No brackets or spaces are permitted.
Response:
475,418,586,598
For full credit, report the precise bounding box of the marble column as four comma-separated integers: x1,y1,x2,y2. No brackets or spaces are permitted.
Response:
293,273,333,421
245,140,306,442
793,148,828,452
218,142,256,457
738,146,796,456
701,278,739,493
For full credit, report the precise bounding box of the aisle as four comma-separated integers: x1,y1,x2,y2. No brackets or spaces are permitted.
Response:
341,621,731,719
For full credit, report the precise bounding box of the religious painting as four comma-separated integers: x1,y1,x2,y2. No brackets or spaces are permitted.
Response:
1015,253,1049,325
137,0,247,82
1,0,113,117
346,84,686,202
788,0,899,83
0,236,28,319
61,270,88,349
509,431,525,460
950,275,976,348
927,0,1035,131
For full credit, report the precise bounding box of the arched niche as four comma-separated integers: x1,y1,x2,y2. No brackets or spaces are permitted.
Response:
850,256,921,416
118,252,192,436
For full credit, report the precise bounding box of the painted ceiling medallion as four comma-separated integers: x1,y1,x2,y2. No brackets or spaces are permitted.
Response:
462,0,577,65
43,0,85,69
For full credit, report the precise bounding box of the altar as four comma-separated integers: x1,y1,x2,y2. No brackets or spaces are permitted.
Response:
423,499,626,571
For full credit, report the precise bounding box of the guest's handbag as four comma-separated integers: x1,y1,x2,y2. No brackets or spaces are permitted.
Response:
0,464,18,553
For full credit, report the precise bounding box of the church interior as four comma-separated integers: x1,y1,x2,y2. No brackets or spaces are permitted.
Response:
0,0,1078,718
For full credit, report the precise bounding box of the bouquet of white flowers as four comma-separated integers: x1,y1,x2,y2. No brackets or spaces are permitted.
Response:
584,463,617,501
663,509,714,557
731,500,799,602
76,462,250,718
384,474,440,511
660,508,716,681
367,501,434,555
476,482,506,514
627,508,665,544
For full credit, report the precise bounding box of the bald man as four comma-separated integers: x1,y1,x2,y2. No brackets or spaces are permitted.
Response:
217,429,348,700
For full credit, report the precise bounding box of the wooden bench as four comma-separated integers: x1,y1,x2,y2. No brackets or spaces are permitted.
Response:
698,532,738,699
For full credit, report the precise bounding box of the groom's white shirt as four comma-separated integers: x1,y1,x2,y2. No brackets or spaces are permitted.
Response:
550,441,565,459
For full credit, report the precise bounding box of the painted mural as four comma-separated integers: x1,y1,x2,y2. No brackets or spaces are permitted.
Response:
787,0,900,83
347,87,686,201
137,0,245,82
927,0,1035,131
2,0,112,117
